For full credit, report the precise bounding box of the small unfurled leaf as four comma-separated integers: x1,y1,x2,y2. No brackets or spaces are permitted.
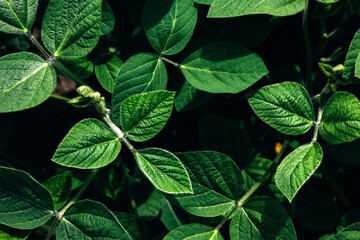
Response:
135,148,192,194
329,222,360,239
248,82,314,135
181,43,268,93
113,212,149,240
0,166,54,229
120,91,175,142
143,0,197,55
111,53,167,125
95,55,123,93
100,0,115,35
230,196,296,240
0,0,38,34
164,224,224,240
56,200,134,240
0,52,56,113
208,0,306,18
344,27,360,83
275,143,323,202
42,0,102,57
320,92,360,144
43,174,72,210
319,62,334,77
52,119,121,169
0,224,30,240
165,151,245,217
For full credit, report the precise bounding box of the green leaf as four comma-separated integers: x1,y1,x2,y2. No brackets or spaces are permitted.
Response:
0,0,38,34
95,55,123,93
0,52,56,113
320,92,360,144
165,151,245,217
248,82,315,135
344,27,360,83
143,0,197,55
230,196,296,240
208,0,306,18
52,119,122,169
330,222,360,239
164,224,224,240
0,166,54,229
0,224,30,240
180,43,268,94
93,167,119,199
120,91,175,142
113,212,149,240
56,57,94,80
100,0,115,35
42,0,102,57
275,143,323,202
135,187,164,221
43,174,72,210
111,53,167,125
160,198,183,231
194,0,213,4
57,200,134,240
355,53,360,79
135,148,192,194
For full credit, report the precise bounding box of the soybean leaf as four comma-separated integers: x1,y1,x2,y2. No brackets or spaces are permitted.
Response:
0,166,54,229
208,0,306,18
0,0,38,34
194,0,213,4
111,53,167,125
344,27,360,83
165,151,245,217
93,167,119,199
120,91,175,142
57,57,94,80
113,212,149,240
180,43,268,94
0,224,30,240
330,222,360,239
356,53,360,79
275,143,323,202
320,92,360,144
52,119,122,169
0,52,56,113
95,55,123,93
134,187,164,221
43,174,72,210
164,224,224,240
42,0,102,57
135,148,192,194
230,196,296,240
57,200,134,240
100,0,115,35
160,198,183,231
248,82,315,135
143,0,197,55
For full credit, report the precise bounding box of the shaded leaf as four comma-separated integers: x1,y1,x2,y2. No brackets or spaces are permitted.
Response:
343,27,360,83
95,55,123,93
43,174,72,210
56,57,94,80
0,224,30,240
164,224,224,240
160,198,183,231
329,222,360,239
100,0,115,35
113,212,149,240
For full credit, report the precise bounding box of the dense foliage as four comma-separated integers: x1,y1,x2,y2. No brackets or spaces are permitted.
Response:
1,0,360,239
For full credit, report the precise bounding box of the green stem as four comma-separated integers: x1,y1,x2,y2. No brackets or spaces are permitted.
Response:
303,0,312,92
160,56,181,68
27,33,52,59
50,94,71,102
216,139,289,231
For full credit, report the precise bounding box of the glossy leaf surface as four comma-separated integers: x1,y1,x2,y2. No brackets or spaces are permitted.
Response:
143,0,197,55
111,53,167,124
42,0,102,57
164,224,224,240
135,148,192,194
180,43,268,93
0,0,38,34
344,27,360,83
208,0,306,18
230,196,296,240
52,119,121,169
120,91,175,142
320,92,360,144
165,151,244,217
0,52,56,113
0,166,54,229
275,143,323,202
57,200,133,240
248,82,314,135
95,55,123,93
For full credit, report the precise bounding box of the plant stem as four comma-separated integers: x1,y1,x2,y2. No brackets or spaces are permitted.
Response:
50,94,71,102
25,31,52,59
215,139,289,231
303,0,312,92
160,56,181,68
